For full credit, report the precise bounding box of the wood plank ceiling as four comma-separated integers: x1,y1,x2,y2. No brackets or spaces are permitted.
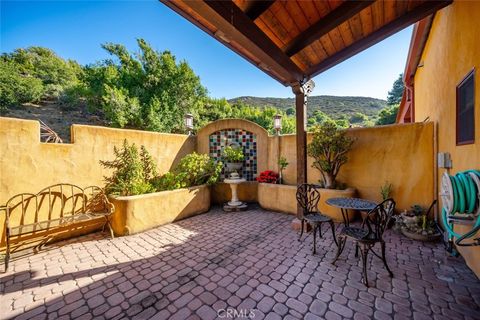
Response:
161,0,452,86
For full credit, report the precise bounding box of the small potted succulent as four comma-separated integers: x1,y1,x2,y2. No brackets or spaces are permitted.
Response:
222,145,245,175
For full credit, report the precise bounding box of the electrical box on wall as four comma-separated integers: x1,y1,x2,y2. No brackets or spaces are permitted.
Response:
438,152,452,168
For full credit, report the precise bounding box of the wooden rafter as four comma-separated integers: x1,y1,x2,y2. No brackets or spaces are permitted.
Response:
204,0,304,82
306,0,452,78
284,0,375,57
244,0,275,20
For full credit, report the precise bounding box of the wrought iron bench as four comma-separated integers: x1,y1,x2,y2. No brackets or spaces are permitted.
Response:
2,183,114,271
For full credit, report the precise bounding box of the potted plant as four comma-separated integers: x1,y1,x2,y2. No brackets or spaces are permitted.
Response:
396,204,441,241
307,122,356,222
307,122,354,189
222,145,245,175
277,156,289,184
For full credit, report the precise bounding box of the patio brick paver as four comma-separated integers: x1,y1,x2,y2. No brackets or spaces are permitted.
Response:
1,206,479,320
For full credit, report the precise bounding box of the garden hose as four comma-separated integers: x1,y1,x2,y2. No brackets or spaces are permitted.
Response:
440,170,480,250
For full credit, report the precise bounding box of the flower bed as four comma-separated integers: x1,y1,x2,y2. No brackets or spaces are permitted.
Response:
258,183,357,222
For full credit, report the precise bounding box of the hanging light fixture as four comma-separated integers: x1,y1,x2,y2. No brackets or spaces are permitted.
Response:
274,114,282,135
184,113,194,135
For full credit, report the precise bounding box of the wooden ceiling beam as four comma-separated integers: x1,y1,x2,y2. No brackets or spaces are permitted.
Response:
160,0,298,85
284,0,375,57
306,0,452,78
204,0,304,82
244,0,275,20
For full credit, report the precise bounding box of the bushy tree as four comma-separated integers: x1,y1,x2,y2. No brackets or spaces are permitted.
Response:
387,74,404,105
376,104,399,125
1,47,82,99
0,60,43,111
307,122,354,189
100,140,157,196
83,39,207,132
350,112,367,124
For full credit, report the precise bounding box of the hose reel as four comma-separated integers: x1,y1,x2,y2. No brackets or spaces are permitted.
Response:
440,170,480,251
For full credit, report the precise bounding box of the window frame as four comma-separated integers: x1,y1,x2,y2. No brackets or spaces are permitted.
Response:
456,68,475,146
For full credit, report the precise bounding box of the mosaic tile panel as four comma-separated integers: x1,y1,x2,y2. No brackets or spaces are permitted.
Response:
209,129,257,181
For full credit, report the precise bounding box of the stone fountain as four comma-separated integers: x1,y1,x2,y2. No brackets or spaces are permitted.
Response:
223,172,247,212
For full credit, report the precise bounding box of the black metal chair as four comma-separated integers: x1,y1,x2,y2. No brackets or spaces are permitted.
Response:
333,198,396,287
296,184,337,254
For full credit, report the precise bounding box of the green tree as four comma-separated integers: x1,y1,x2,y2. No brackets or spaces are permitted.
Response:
84,39,207,133
376,104,399,125
307,122,354,189
1,47,82,99
387,74,404,105
0,60,44,111
350,112,367,124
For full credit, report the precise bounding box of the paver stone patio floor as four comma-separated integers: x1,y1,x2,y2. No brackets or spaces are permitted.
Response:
1,206,479,320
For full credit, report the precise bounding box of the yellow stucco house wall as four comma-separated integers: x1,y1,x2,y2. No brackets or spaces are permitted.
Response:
413,2,480,276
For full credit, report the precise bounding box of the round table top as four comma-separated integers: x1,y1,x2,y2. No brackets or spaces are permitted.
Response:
326,197,377,211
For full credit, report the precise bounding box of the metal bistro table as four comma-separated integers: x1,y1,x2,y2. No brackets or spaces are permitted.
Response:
326,197,377,226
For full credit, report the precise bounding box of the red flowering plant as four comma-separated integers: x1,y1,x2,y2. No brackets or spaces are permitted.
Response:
256,170,279,184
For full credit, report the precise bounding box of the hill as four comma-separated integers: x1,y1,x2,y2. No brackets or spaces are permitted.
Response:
228,95,387,120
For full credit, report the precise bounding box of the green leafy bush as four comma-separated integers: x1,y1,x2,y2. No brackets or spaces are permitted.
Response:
307,122,354,189
1,47,82,101
100,140,157,196
222,146,244,162
376,104,399,125
153,153,222,191
0,61,43,111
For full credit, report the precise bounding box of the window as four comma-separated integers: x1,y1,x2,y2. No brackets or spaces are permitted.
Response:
456,69,475,145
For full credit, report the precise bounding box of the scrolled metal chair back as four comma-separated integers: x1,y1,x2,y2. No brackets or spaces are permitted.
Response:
296,184,321,218
363,198,396,240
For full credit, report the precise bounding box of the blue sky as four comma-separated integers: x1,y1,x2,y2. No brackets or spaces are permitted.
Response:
1,1,412,100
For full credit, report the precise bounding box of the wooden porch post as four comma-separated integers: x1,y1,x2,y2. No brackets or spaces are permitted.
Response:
292,83,307,187
292,80,315,216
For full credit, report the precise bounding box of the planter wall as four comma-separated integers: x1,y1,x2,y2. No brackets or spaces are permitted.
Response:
318,188,357,222
258,183,297,215
258,183,357,222
109,185,210,236
212,182,258,204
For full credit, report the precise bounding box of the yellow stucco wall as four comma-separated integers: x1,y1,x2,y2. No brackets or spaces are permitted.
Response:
109,185,210,236
271,123,435,212
0,117,195,246
413,2,480,276
197,119,269,203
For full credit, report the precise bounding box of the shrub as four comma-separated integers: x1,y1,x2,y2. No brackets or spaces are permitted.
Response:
154,153,222,191
307,122,354,189
222,146,244,162
256,170,279,184
100,140,157,196
0,60,44,111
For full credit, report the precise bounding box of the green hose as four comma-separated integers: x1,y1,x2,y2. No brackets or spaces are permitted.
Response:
441,170,480,242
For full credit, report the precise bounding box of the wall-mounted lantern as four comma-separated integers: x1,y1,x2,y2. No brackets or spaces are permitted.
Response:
274,114,282,135
184,113,194,135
